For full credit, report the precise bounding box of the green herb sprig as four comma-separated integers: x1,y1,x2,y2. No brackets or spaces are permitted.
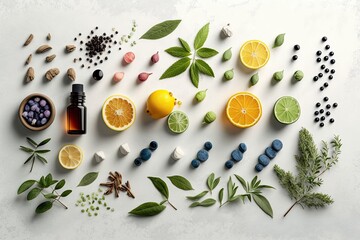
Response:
186,173,220,208
20,137,51,172
274,128,342,217
17,173,72,214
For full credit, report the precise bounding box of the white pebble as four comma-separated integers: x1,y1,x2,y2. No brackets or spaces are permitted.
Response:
94,151,105,163
221,25,232,38
171,147,184,160
119,143,130,155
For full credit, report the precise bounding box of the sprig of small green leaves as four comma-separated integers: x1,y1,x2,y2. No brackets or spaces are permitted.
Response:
186,173,220,207
20,137,51,172
160,23,218,88
17,173,72,214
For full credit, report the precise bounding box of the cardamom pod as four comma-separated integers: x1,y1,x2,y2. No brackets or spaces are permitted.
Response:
203,111,216,124
250,73,259,86
222,48,232,61
23,34,33,46
67,68,76,81
25,54,32,65
45,54,56,63
224,69,234,81
65,45,76,53
273,33,285,48
293,70,304,81
26,67,34,82
36,44,52,53
47,33,51,41
273,70,284,81
195,89,207,102
45,68,60,81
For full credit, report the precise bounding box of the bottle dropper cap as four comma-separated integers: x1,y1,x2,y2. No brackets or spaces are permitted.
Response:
71,84,85,96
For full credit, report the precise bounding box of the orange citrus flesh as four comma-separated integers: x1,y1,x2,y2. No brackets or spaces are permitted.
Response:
102,95,135,131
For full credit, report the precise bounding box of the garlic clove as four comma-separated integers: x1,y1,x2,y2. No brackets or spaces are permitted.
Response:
119,143,131,155
94,151,106,163
171,147,184,160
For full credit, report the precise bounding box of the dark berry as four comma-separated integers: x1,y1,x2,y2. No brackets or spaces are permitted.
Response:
197,150,209,162
324,82,329,87
134,158,142,166
318,73,323,78
316,57,321,62
149,141,158,151
271,139,283,151
294,45,300,50
315,117,320,122
204,141,213,151
320,86,324,91
325,45,330,50
292,55,298,61
321,116,325,121
225,160,234,169
320,122,325,127
331,69,335,74
324,97,329,102
326,104,331,109
325,68,329,73
140,148,152,161
238,143,247,153
330,118,335,123
329,51,334,56
231,149,243,162
322,36,327,42
326,111,331,116
330,59,336,64
321,65,326,70
92,69,103,81
314,111,319,116
316,50,322,56
316,102,321,107
320,109,325,114
255,163,264,172
333,103,338,108
191,159,201,168
323,56,329,61
313,76,319,81
329,75,333,80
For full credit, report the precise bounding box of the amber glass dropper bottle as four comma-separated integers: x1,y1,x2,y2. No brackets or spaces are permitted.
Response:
67,84,86,134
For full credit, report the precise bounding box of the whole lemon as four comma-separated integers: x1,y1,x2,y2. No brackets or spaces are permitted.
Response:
146,90,176,119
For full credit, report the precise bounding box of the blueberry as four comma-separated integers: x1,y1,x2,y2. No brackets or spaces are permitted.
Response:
323,56,329,61
204,141,213,151
28,111,34,118
313,76,318,81
330,69,335,74
36,120,41,127
34,97,40,102
40,118,47,125
22,111,28,118
318,73,323,78
28,100,35,106
225,160,234,169
44,105,50,110
330,59,335,64
197,149,209,162
255,163,264,172
24,104,30,111
328,75,333,80
134,158,142,166
265,147,277,160
238,143,247,153
44,110,51,118
316,50,322,56
320,122,325,127
27,118,33,124
149,141,158,151
316,57,321,62
325,68,329,73
140,148,151,161
271,139,283,152
39,113,44,118
322,36,327,42
40,99,47,107
191,159,201,168
292,55,298,61
330,118,335,123
92,69,104,81
325,45,330,50
314,117,320,122
333,103,338,108
316,102,321,107
321,65,325,70
31,104,38,111
231,149,243,162
258,154,270,166
314,111,319,116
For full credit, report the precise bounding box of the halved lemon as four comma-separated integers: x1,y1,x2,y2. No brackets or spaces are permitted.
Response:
239,40,270,70
226,92,262,128
102,95,136,131
58,144,83,169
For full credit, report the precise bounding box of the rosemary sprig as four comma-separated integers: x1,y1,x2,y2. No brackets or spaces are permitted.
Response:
20,137,51,172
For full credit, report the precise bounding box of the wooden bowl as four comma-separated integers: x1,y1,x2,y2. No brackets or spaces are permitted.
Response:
18,93,56,131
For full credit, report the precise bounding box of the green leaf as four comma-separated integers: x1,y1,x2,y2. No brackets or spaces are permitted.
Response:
179,38,191,52
129,202,166,216
35,149,50,154
159,200,167,205
227,177,234,199
213,177,221,190
301,193,334,208
35,201,53,214
273,33,285,48
167,175,194,191
39,176,46,188
194,23,209,50
258,185,275,189
20,146,34,153
253,194,273,218
235,174,248,192
189,202,200,208
165,47,191,57
207,173,215,191
37,138,51,147
190,62,199,88
195,59,215,77
196,48,218,58
198,198,216,207
186,191,208,201
148,177,169,199
218,188,224,205
23,154,34,164
229,195,241,202
55,179,65,190
44,193,57,199
17,180,36,194
250,176,258,189
77,172,99,187
61,190,72,197
140,20,181,40
26,137,38,147
160,57,191,80
27,187,42,200
35,154,48,164
44,174,53,187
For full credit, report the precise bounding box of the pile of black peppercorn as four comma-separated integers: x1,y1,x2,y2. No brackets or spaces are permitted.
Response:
314,96,338,127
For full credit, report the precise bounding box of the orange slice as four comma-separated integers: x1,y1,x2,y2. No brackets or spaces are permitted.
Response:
226,92,262,128
102,95,136,131
239,40,270,70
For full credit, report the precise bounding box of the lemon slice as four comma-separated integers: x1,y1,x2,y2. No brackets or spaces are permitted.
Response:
240,40,270,69
58,144,83,169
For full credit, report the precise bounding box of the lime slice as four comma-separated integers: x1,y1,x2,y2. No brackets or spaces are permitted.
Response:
167,111,189,133
274,96,301,124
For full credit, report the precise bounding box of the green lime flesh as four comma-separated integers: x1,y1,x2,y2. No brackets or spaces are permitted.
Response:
274,96,301,124
167,111,189,133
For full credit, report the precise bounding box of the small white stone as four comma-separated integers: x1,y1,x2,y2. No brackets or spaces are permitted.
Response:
94,151,105,163
119,143,130,155
221,25,232,38
171,147,184,160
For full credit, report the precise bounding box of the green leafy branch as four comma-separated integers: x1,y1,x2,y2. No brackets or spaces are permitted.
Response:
274,128,342,217
160,23,218,88
20,137,51,172
17,173,72,214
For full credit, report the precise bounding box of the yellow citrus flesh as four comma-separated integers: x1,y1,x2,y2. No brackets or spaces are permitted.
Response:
102,95,136,131
146,90,176,119
240,40,270,70
58,144,83,169
226,92,262,128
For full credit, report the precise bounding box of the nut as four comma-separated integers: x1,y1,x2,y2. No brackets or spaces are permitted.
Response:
65,45,76,53
25,54,32,65
36,44,52,53
45,68,60,81
47,33,51,40
45,54,56,63
23,34,33,46
67,68,76,81
25,67,34,82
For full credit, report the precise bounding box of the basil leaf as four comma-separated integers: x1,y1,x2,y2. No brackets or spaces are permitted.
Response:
27,187,42,200
20,146,34,153
35,154,48,164
165,47,191,58
194,23,209,50
218,188,224,205
37,138,51,147
160,57,191,79
196,48,218,58
17,180,36,194
35,201,53,214
148,177,169,199
186,190,208,201
44,193,57,199
179,38,191,52
190,62,199,88
168,175,193,191
55,179,65,190
129,202,166,216
140,20,181,40
195,59,215,77
207,173,215,191
61,190,72,197
26,137,38,147
234,174,247,191
77,172,99,187
253,194,273,218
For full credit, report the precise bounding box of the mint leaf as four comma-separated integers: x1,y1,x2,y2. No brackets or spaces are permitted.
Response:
194,23,209,50
179,38,191,52
196,48,218,58
165,47,191,58
167,175,194,191
190,62,199,88
129,202,166,216
195,59,215,77
140,20,181,40
160,57,191,80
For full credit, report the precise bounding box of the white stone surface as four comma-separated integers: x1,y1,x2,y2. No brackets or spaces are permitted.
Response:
0,0,360,239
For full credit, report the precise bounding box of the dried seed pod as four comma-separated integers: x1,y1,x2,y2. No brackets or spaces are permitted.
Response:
36,44,52,53
151,51,159,63
123,52,135,64
45,54,56,63
25,67,34,82
138,72,152,82
23,34,33,46
46,33,51,40
25,54,32,65
67,68,76,81
65,45,76,53
45,68,60,81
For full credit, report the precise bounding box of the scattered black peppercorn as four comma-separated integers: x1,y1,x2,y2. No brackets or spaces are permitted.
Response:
292,55,298,61
324,97,329,102
313,76,319,81
331,69,335,74
316,50,322,56
79,33,82,36
316,57,321,62
323,56,329,61
325,45,330,50
329,51,334,56
95,26,98,30
320,86,324,91
326,104,331,109
314,111,319,116
329,118,335,123
115,31,118,34
92,69,103,81
320,122,325,127
316,102,321,107
318,73,323,78
294,45,300,50
322,36,327,42
320,116,325,121
320,109,325,114
324,82,329,87
329,75,333,80
325,68,329,73
326,111,331,116
315,117,320,122
330,59,335,64
321,65,326,70
333,103,338,108
105,57,108,60
81,64,84,68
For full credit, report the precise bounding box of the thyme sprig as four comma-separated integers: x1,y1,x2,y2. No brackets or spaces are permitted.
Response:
20,137,51,172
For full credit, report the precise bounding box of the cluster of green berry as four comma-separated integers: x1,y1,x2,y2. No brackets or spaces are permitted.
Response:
75,190,114,217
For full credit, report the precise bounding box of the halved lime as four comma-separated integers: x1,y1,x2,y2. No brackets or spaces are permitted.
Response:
167,111,189,133
274,96,301,124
